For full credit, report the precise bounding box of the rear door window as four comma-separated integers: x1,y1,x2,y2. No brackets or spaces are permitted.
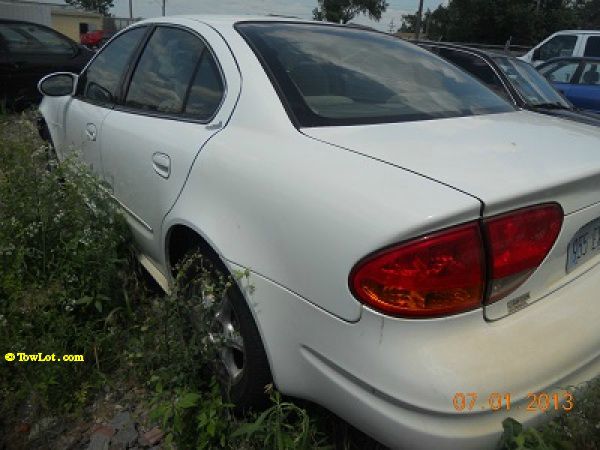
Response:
537,35,577,61
578,62,600,85
125,26,205,114
584,36,600,57
0,22,74,55
184,50,225,120
538,61,580,83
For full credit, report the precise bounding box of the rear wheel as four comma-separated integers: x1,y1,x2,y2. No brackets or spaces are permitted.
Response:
181,255,272,411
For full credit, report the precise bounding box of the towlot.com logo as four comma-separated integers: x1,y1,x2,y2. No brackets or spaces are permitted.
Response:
5,352,84,362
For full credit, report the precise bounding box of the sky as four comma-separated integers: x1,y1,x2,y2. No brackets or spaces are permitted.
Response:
45,0,446,32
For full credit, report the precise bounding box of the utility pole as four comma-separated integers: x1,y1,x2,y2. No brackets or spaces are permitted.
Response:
128,0,133,19
414,0,424,41
162,0,166,16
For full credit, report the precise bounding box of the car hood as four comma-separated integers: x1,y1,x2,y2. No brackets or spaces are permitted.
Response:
303,110,600,216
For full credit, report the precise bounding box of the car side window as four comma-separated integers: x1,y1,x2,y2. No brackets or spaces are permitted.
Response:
537,35,577,61
78,27,147,106
125,27,205,114
539,61,580,83
184,49,225,120
578,62,600,85
584,37,600,57
437,48,509,100
0,23,74,55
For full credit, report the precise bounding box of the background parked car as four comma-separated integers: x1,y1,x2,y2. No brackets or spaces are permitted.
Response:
0,19,93,110
80,29,115,49
421,42,600,126
520,30,600,66
538,56,600,113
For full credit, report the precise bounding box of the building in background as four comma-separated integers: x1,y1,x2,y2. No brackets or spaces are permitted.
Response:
1,0,135,42
51,7,103,41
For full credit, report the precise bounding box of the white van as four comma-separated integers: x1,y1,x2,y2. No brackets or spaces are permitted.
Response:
520,30,600,66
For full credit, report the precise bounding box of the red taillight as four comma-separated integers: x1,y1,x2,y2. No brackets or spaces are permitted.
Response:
484,203,563,303
350,203,563,318
350,222,485,318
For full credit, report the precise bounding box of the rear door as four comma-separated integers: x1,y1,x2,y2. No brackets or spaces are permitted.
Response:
538,59,581,97
567,60,600,112
99,21,240,265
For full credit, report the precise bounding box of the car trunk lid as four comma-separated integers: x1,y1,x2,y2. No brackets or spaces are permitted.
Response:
303,110,600,320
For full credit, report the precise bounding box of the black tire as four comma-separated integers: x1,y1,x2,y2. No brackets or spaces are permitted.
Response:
37,118,59,171
44,137,59,172
180,254,273,411
225,284,273,411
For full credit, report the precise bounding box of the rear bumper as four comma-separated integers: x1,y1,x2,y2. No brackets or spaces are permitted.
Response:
229,259,600,449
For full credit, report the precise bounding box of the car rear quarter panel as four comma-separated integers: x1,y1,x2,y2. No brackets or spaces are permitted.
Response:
232,256,600,450
163,29,482,321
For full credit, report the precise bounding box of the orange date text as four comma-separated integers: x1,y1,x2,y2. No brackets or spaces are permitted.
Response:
452,391,574,412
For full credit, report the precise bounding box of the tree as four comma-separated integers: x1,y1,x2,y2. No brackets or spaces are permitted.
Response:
312,0,389,24
399,13,417,33
65,0,114,16
577,0,600,27
400,0,580,46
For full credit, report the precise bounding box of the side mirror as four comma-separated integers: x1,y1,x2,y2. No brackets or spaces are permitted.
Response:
38,72,77,97
532,48,541,61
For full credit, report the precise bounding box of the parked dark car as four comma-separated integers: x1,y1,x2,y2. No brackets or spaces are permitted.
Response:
0,19,93,110
420,41,600,126
537,57,600,113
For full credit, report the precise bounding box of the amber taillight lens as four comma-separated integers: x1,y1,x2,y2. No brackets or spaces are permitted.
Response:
483,203,563,303
350,222,485,318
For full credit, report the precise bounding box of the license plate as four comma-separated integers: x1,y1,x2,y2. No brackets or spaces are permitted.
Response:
566,217,600,273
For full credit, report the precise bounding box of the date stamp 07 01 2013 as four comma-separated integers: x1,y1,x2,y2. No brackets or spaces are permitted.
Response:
452,391,574,413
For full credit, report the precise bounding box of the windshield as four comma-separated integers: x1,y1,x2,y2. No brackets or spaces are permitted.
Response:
493,56,572,108
236,22,513,127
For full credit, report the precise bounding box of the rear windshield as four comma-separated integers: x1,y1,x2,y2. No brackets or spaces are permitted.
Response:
236,22,513,127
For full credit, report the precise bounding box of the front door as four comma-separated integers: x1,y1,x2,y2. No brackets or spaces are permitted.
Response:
62,26,148,175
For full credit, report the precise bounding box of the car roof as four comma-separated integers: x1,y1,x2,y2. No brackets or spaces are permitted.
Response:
417,40,513,60
553,30,600,34
0,19,49,25
136,15,314,27
0,19,76,43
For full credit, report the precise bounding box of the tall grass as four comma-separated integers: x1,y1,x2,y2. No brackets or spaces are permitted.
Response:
0,114,331,449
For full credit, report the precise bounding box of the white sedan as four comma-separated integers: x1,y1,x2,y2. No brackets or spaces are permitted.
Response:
38,16,600,450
